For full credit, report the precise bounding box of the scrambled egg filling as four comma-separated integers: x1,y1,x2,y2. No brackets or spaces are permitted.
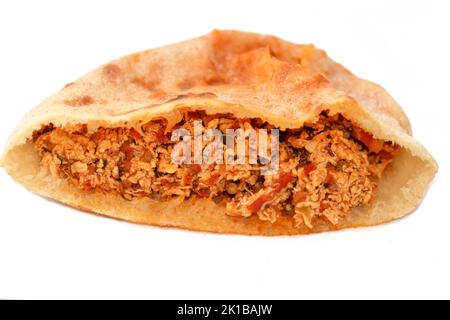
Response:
33,112,398,228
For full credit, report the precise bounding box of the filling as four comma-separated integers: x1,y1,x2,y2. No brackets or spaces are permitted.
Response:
32,111,398,228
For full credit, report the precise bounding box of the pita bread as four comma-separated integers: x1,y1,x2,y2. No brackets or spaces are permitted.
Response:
0,30,437,235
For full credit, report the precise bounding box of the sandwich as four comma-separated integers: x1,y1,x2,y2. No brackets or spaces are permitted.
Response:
0,30,437,235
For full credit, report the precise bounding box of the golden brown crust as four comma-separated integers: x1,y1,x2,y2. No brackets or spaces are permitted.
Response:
0,30,437,235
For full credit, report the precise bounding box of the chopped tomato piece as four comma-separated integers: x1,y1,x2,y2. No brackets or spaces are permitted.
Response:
196,188,210,197
247,194,273,213
273,172,293,192
191,164,202,173
120,143,134,158
122,160,132,172
91,131,106,143
129,128,142,140
205,173,221,186
352,128,373,148
303,163,316,176
378,150,393,160
183,174,193,185
156,127,169,143
320,202,331,212
120,143,134,172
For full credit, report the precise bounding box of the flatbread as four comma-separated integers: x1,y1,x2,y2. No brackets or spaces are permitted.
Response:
0,30,437,235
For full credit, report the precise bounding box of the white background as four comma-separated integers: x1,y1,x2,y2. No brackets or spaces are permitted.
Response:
0,0,448,300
